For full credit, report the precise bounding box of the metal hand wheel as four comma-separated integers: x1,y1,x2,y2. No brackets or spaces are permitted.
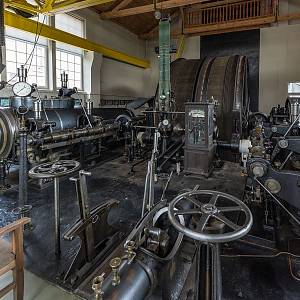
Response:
168,190,253,243
29,160,80,179
29,160,80,255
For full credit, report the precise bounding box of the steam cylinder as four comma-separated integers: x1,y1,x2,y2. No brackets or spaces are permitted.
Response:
0,105,92,158
32,109,84,131
102,260,153,300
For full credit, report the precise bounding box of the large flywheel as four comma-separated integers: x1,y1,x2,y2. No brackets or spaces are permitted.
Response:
0,108,18,158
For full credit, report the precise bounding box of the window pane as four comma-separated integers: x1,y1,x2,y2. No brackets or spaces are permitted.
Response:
55,14,84,38
61,52,68,61
61,61,68,70
56,49,82,90
7,62,17,74
74,56,81,65
288,83,300,93
16,41,26,53
6,39,15,51
68,54,74,63
5,37,48,88
17,52,27,64
6,50,16,62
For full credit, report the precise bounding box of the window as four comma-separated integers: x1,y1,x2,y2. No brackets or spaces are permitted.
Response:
288,83,300,94
56,49,82,89
5,19,48,88
5,37,48,87
55,14,84,90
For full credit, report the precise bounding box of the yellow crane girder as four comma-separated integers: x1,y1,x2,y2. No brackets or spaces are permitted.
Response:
4,11,150,68
4,0,116,14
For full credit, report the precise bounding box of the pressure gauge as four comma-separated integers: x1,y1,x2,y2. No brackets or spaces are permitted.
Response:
12,81,33,97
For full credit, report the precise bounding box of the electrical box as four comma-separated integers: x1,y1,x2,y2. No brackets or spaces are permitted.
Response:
184,102,216,177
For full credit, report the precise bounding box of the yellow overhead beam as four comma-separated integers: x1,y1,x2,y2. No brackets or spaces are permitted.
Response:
5,0,116,14
4,0,39,14
42,0,56,12
4,11,150,68
48,0,115,14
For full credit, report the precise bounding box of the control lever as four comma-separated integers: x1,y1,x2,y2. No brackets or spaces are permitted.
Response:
69,170,94,260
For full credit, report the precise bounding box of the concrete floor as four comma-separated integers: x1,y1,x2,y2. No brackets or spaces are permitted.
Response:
1,155,300,299
0,270,79,300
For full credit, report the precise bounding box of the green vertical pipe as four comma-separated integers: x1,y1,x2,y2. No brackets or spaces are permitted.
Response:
158,18,171,112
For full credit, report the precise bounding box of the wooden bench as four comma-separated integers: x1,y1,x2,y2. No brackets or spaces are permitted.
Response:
0,218,31,300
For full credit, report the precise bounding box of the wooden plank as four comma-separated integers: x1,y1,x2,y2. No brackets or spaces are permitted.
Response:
143,22,271,40
278,12,300,22
185,0,247,14
101,0,212,19
13,227,24,300
0,218,30,236
0,239,14,272
49,0,115,13
0,260,15,277
112,0,133,11
189,23,271,36
0,282,16,299
183,16,276,34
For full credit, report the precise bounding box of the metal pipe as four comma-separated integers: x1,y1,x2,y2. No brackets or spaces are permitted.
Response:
158,141,184,171
33,100,43,120
19,129,28,208
30,123,119,145
86,100,93,115
212,243,222,300
255,178,300,226
284,112,300,138
54,177,61,256
79,99,93,128
279,151,293,170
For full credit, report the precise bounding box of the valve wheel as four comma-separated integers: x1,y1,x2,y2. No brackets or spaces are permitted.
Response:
168,190,253,243
29,160,80,179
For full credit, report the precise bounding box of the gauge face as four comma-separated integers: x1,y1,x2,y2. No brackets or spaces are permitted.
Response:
12,82,32,97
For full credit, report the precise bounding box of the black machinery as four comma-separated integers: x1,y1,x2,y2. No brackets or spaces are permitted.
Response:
70,16,300,300
126,22,249,176
184,101,216,177
1,12,300,300
67,91,300,298
241,95,300,249
0,66,148,216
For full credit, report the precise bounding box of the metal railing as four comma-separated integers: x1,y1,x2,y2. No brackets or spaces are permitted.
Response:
184,0,276,28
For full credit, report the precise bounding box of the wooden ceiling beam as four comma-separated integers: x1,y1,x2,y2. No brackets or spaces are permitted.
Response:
112,0,133,11
49,0,115,14
185,0,248,13
139,9,180,39
101,0,212,19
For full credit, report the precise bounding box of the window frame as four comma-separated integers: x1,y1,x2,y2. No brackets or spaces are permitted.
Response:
54,13,85,92
5,35,49,90
3,12,87,93
55,47,83,91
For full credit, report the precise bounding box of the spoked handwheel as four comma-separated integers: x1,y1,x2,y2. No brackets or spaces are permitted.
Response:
29,160,80,179
168,190,253,243
29,160,80,256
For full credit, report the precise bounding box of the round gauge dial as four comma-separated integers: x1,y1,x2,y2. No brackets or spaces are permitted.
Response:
12,82,32,97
